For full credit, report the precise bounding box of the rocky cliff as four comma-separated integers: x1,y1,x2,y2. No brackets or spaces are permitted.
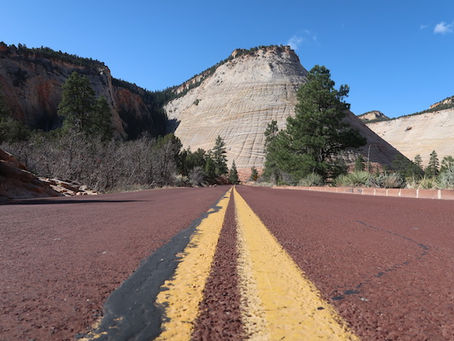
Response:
166,45,402,173
358,110,390,123
366,107,454,165
0,43,168,139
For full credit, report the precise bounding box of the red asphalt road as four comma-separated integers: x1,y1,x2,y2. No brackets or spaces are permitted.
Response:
0,187,227,341
237,186,454,340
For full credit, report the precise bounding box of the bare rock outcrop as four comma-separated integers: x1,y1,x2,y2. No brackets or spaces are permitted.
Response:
366,107,454,165
358,110,389,122
0,148,61,200
166,46,403,175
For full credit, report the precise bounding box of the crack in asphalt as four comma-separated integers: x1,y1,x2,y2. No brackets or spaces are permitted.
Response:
330,220,430,301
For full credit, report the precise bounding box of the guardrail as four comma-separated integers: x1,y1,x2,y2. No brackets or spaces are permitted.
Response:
272,186,454,200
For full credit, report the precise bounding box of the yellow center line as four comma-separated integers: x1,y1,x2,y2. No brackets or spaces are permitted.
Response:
155,188,232,341
234,187,359,340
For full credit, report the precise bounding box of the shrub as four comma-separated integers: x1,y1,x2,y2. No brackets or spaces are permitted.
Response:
188,166,205,187
298,173,324,187
438,168,454,189
335,171,370,187
418,177,438,189
369,173,404,188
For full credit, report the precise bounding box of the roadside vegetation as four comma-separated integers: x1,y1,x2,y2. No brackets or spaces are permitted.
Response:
0,71,236,192
261,65,366,185
257,65,454,190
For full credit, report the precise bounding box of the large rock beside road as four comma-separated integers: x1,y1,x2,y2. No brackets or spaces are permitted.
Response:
0,148,61,200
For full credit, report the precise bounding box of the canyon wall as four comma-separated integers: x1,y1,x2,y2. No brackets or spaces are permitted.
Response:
0,44,167,139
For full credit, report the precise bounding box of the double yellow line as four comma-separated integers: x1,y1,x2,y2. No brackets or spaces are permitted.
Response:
156,187,358,340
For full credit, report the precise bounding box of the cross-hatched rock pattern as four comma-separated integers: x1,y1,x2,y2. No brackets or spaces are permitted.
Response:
166,46,307,170
166,46,402,172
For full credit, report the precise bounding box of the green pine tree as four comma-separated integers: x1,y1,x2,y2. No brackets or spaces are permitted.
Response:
249,166,259,181
58,71,96,133
58,72,112,139
414,154,423,170
91,96,113,141
425,150,439,177
264,65,366,180
212,135,228,176
229,161,239,184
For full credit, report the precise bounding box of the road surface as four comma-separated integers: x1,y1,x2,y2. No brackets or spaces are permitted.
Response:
1,185,454,340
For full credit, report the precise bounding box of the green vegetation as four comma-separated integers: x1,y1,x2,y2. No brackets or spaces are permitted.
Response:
0,87,30,143
391,154,424,179
212,135,228,177
1,69,236,190
263,65,366,184
425,150,440,178
0,42,106,71
298,173,324,186
249,166,259,181
228,161,239,184
58,72,113,140
354,155,366,171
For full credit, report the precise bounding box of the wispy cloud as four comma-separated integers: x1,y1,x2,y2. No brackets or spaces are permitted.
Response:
434,21,453,34
286,36,303,50
420,24,428,30
286,30,318,50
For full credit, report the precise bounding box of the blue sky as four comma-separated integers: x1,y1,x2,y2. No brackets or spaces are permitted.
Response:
1,1,453,117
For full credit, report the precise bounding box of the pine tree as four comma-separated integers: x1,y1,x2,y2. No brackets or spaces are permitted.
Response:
229,161,239,184
58,72,112,139
414,154,423,170
249,166,259,181
91,96,113,141
264,65,366,180
425,150,440,177
212,135,228,176
58,72,96,132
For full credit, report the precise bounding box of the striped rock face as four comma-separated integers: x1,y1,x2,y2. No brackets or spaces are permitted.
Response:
165,46,307,171
366,107,454,166
166,46,402,176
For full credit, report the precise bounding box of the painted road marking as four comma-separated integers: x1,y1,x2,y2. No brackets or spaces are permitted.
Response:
234,187,359,340
155,188,232,340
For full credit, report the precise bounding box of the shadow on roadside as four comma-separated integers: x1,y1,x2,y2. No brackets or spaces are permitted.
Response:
0,198,144,206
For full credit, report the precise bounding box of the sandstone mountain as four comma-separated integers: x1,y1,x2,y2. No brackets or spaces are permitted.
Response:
166,45,403,174
365,106,454,165
358,110,389,123
0,43,168,139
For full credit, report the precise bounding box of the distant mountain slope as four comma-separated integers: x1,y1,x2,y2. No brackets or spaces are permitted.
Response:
166,45,403,172
358,110,390,123
0,43,169,139
366,106,454,165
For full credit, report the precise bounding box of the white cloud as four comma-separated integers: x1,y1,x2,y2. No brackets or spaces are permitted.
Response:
286,35,303,50
286,30,318,50
434,21,453,34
